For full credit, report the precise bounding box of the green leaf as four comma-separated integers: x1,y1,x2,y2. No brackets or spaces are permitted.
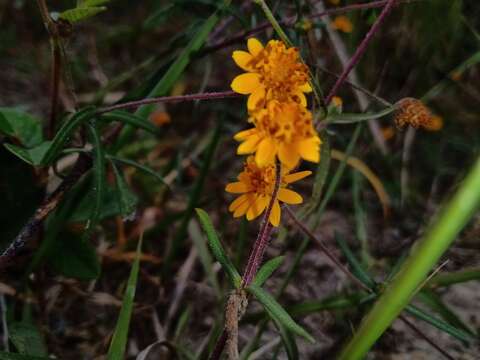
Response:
111,162,138,218
48,231,100,280
405,304,474,343
0,353,50,360
42,106,96,165
289,293,376,317
83,124,106,241
59,7,107,23
334,233,376,290
9,322,47,356
4,141,52,166
100,111,159,136
68,185,121,222
0,107,43,147
268,310,298,360
107,155,167,186
252,256,284,287
426,267,480,288
417,289,476,337
195,208,241,288
247,284,315,343
326,106,396,124
107,237,143,360
81,0,110,6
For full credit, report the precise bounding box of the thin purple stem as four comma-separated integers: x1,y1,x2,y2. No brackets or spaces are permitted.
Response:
96,90,239,114
324,0,398,105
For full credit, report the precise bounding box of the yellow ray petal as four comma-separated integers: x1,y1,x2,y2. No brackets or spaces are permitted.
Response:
297,137,320,163
255,137,277,166
233,196,251,217
269,200,281,227
277,188,303,204
247,86,266,111
300,82,312,93
278,143,301,169
237,133,261,154
247,37,264,56
283,170,312,184
294,92,308,107
234,128,257,141
231,73,261,94
225,182,250,194
246,195,268,220
232,50,254,71
228,194,248,212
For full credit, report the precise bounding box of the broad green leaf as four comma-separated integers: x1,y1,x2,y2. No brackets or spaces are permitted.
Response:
68,185,121,222
111,162,138,218
100,111,159,136
334,233,376,290
0,108,43,147
59,7,107,23
4,141,52,166
326,106,396,124
195,208,241,288
252,256,284,287
107,155,167,185
0,353,50,360
42,106,96,165
83,124,106,241
247,284,315,343
107,237,143,360
48,231,100,280
9,322,47,356
405,304,474,343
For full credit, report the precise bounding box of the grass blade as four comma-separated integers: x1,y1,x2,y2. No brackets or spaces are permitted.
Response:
107,236,143,360
339,156,480,359
195,208,241,289
100,111,159,136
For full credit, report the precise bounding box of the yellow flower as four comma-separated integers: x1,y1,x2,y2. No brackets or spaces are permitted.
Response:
332,16,353,33
231,38,312,111
234,100,321,168
225,156,311,226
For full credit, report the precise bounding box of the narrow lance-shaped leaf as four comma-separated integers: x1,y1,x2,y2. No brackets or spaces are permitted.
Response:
100,111,159,136
59,7,107,23
111,162,138,218
107,236,143,360
107,154,167,186
247,283,315,343
252,256,284,287
195,208,241,288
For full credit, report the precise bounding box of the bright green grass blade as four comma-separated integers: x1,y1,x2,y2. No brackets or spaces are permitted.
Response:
195,208,241,288
252,256,285,287
247,284,315,343
339,156,480,360
107,236,143,360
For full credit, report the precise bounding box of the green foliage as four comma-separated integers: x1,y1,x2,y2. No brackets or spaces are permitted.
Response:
112,162,138,218
0,108,43,147
107,237,143,360
59,0,110,23
0,354,50,360
195,208,241,288
9,322,47,356
247,284,315,344
252,256,284,287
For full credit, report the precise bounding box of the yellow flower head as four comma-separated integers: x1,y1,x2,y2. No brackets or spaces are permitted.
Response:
225,156,311,226
234,100,321,168
231,38,312,111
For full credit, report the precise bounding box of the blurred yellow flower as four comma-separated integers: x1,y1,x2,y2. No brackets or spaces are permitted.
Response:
234,100,321,168
231,38,312,111
424,115,444,131
332,16,353,33
225,156,311,226
394,98,441,131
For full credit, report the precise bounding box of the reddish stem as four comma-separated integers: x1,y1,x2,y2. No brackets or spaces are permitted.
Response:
325,0,398,105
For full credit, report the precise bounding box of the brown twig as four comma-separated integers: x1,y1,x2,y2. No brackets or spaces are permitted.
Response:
96,90,239,114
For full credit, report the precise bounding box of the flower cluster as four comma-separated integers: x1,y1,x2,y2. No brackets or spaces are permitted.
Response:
394,98,443,131
226,38,321,226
